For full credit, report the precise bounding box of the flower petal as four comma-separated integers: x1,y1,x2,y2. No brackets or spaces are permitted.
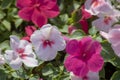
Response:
10,35,20,51
42,5,60,18
18,7,34,21
32,9,47,27
36,45,57,61
10,57,22,70
87,54,104,72
66,39,79,55
16,0,33,9
64,55,89,77
22,57,38,67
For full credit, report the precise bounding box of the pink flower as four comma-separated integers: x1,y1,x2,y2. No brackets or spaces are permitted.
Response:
81,6,92,19
16,0,59,27
64,37,104,77
70,71,99,80
30,24,66,61
25,26,36,37
22,26,36,42
100,25,120,57
79,20,89,34
4,35,38,70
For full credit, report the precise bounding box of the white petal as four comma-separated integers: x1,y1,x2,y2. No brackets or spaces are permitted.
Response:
18,40,29,49
36,45,57,61
24,44,36,58
70,72,82,80
5,50,17,62
30,30,44,50
10,57,22,70
10,35,20,50
50,26,66,51
22,57,38,67
87,71,99,80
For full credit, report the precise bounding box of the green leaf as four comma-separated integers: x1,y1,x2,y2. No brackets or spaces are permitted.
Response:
89,26,98,35
0,11,6,19
0,69,7,80
0,40,10,51
2,20,11,31
111,71,120,80
1,0,13,9
15,19,23,28
70,30,85,39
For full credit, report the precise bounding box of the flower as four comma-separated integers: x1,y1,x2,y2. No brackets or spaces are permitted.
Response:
0,49,5,65
4,35,38,70
22,26,36,42
30,24,66,61
92,15,117,32
84,0,114,15
64,37,104,77
16,0,59,27
70,71,99,80
100,25,120,57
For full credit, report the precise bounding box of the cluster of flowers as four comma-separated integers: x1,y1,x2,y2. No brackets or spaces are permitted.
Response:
1,0,120,80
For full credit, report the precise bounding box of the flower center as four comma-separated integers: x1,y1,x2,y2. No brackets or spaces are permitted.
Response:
43,40,54,48
16,48,27,58
104,16,112,25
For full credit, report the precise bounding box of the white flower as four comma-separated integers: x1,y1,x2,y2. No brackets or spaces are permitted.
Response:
84,0,114,15
70,71,99,80
30,24,66,61
0,49,5,65
92,15,117,32
4,35,38,70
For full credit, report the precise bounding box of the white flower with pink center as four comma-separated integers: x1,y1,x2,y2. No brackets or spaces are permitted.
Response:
30,24,66,61
84,0,114,15
92,15,117,32
4,35,38,70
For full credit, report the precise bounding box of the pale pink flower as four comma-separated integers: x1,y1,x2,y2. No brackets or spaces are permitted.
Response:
30,24,66,61
64,37,104,77
4,35,38,70
16,0,59,27
70,71,99,80
100,25,120,57
84,0,114,15
92,15,117,32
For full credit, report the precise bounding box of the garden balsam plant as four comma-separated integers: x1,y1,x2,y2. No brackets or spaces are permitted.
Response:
1,0,120,80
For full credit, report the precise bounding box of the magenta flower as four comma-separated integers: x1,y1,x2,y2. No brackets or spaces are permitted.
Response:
64,37,104,77
22,26,36,42
16,0,60,27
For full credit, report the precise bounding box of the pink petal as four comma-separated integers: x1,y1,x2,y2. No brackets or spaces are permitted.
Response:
42,5,60,18
32,9,47,27
64,56,89,77
79,20,89,34
22,36,30,42
87,54,104,72
16,0,33,9
18,7,34,21
25,26,36,36
66,39,79,55
41,0,57,9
